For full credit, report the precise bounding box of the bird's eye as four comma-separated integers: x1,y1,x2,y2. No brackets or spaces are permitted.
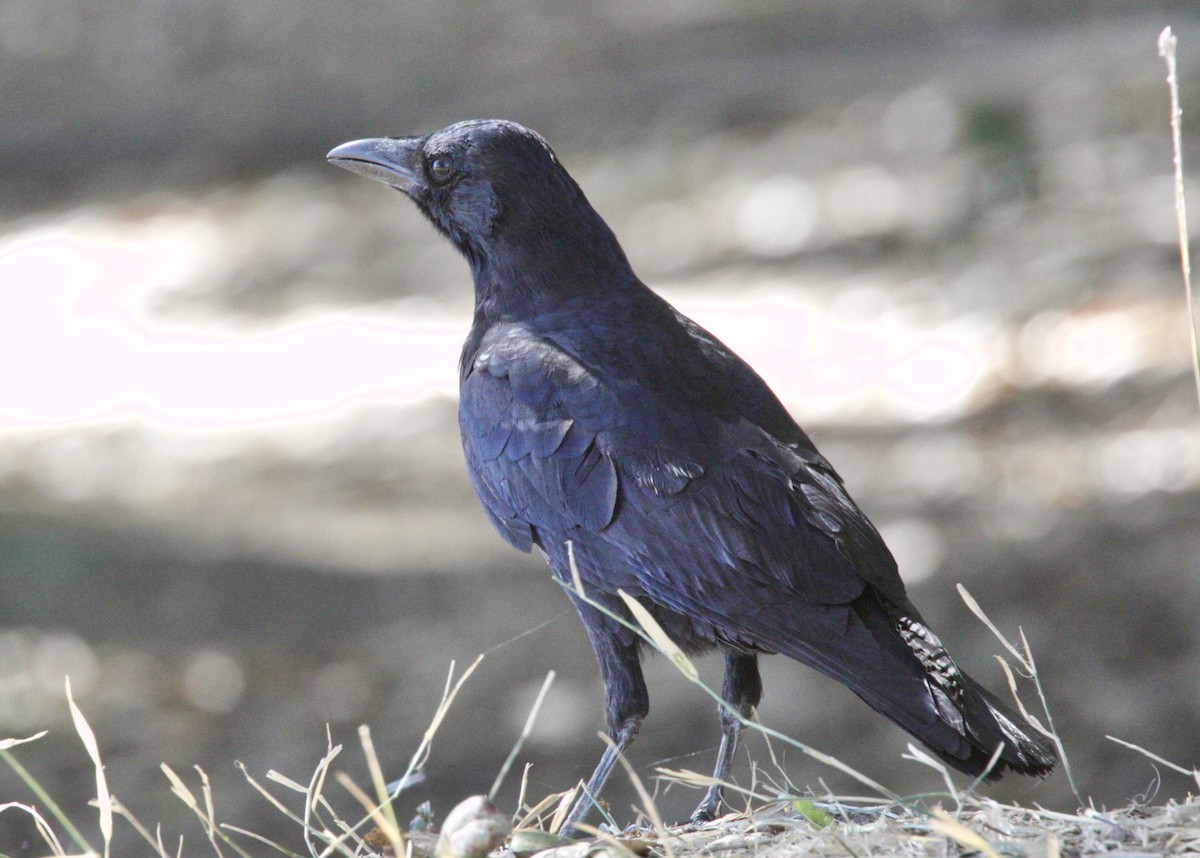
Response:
428,155,454,182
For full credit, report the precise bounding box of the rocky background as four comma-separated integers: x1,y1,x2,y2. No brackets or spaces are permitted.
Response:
2,1,1199,853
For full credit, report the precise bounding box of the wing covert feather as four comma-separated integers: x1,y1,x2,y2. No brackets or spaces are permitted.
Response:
459,321,907,622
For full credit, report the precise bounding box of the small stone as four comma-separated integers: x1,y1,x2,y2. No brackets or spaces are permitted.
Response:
437,796,513,858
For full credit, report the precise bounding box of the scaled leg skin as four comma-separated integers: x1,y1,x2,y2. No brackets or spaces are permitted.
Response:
690,650,762,824
560,592,650,836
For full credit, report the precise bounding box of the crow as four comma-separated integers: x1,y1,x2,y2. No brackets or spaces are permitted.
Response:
327,120,1057,828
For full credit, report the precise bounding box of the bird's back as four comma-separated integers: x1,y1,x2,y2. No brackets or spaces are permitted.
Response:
457,284,907,616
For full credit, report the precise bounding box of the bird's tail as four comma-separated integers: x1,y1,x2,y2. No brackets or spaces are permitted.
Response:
756,594,1058,780
888,612,1058,779
944,671,1059,779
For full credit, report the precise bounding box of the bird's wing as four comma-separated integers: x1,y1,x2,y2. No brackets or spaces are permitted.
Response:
461,322,908,614
459,323,623,553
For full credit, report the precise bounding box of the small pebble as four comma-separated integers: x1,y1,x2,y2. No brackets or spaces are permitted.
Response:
437,795,512,858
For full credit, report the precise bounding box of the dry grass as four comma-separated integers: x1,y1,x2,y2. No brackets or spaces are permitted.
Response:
4,576,1200,858
1159,26,1200,412
629,794,1200,858
5,658,1200,858
8,565,1200,858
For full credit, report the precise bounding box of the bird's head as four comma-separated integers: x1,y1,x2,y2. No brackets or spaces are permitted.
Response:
327,120,631,298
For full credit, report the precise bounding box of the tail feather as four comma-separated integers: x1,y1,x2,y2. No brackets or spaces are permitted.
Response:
750,593,1058,780
944,673,1058,778
895,614,1058,778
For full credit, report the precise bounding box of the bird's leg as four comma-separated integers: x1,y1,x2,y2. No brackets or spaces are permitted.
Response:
690,650,762,824
560,714,641,836
560,591,649,837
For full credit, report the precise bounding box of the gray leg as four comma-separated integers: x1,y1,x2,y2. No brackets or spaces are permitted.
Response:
691,651,762,824
560,716,641,835
560,591,649,837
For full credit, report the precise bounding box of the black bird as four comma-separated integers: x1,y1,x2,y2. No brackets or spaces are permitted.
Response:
327,120,1057,827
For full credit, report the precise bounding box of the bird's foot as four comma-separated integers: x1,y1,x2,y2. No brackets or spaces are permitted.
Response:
558,824,583,841
688,785,723,826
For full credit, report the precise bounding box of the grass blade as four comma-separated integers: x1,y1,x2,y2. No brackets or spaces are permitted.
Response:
1158,26,1200,412
928,807,1001,858
357,725,404,853
1107,734,1200,785
1,747,94,855
0,801,69,855
66,677,112,858
490,670,556,801
617,590,698,682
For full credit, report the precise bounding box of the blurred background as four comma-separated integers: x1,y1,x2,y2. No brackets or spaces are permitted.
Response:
2,1,1200,852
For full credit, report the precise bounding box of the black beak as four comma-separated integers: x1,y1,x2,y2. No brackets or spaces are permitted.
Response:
326,137,424,196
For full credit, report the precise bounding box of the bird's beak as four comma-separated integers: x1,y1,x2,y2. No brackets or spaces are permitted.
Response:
326,137,424,196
